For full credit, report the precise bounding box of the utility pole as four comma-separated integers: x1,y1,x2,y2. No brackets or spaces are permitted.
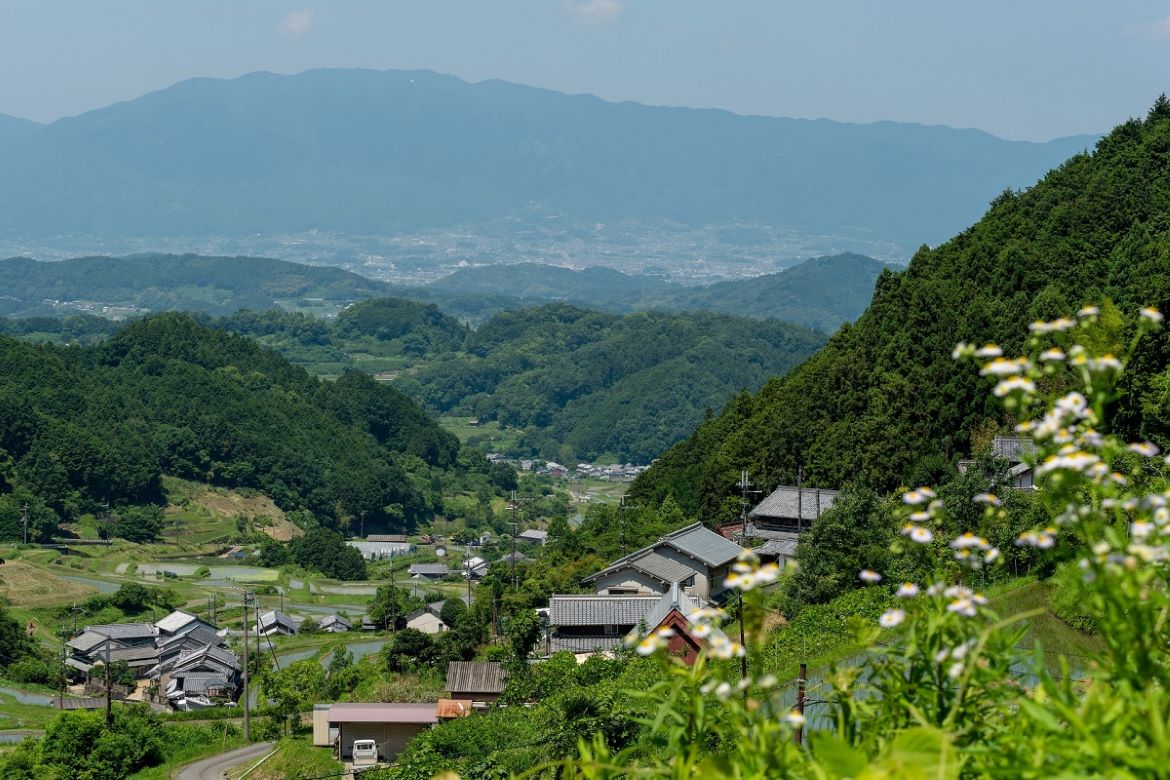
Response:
241,591,250,741
58,636,65,710
104,637,112,726
20,503,29,545
796,464,804,533
619,495,638,557
465,544,473,607
795,662,807,745
359,510,366,539
388,565,397,632
508,491,519,589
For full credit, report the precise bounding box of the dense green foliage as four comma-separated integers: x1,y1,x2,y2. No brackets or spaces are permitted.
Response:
632,103,1170,520
398,305,824,462
0,706,236,779
0,313,461,535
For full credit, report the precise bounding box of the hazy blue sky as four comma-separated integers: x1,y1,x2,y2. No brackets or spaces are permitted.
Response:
2,1,1168,140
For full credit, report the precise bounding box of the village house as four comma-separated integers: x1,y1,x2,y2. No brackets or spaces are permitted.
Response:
405,609,447,635
255,610,297,637
581,522,744,601
958,435,1037,490
517,528,549,546
408,563,449,580
546,594,660,653
446,661,507,705
319,614,353,633
739,484,840,567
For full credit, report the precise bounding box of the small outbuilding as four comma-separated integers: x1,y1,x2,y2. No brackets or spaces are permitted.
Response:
446,661,507,705
316,703,439,762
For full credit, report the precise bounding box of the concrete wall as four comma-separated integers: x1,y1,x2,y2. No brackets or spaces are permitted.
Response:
592,569,665,596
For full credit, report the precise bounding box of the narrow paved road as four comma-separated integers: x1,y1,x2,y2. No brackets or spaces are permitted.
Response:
178,741,274,780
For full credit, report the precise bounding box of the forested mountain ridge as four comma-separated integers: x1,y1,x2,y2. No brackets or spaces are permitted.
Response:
653,253,887,331
630,100,1170,521
0,313,463,534
395,305,826,463
425,253,888,330
0,252,881,330
0,254,397,317
0,68,1094,247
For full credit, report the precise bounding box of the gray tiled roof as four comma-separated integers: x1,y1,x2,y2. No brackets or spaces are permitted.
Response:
320,614,352,630
755,537,799,558
992,436,1035,463
630,551,700,584
69,630,121,654
446,661,507,695
257,611,296,632
85,623,157,641
409,563,449,576
154,610,203,635
160,626,221,650
548,634,625,653
106,646,160,665
663,524,744,567
367,534,407,543
548,595,659,627
518,529,548,543
583,523,743,584
749,487,838,524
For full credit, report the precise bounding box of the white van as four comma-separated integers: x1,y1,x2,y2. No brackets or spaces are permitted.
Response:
352,739,379,767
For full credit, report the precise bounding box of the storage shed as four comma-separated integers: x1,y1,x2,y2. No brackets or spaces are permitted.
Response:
321,703,438,761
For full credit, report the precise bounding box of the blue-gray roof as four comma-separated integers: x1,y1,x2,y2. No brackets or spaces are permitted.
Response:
583,523,743,583
749,487,838,524
548,595,659,627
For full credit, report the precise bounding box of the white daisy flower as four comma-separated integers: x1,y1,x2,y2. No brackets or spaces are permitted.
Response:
878,608,906,628
896,582,920,598
858,569,882,583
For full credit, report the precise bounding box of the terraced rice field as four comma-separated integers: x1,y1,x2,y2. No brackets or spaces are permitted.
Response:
0,561,96,607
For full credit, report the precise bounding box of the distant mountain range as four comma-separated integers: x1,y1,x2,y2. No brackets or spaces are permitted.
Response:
0,68,1096,250
0,252,885,330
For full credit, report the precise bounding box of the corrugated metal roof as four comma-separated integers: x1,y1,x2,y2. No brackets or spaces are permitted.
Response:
367,534,407,543
446,661,508,694
749,487,839,524
328,703,438,724
548,595,659,627
518,529,548,542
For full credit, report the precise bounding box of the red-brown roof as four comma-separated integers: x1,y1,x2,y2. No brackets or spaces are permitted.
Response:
327,703,438,724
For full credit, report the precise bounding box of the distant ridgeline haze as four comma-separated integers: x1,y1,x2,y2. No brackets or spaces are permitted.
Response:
0,68,1094,257
0,251,885,330
630,100,1170,523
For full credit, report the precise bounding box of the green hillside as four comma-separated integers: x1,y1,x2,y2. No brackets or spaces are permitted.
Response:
0,313,461,535
655,253,888,331
395,305,826,463
631,99,1170,520
426,253,888,331
0,253,397,317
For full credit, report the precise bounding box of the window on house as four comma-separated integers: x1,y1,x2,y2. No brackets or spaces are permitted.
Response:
603,624,619,635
